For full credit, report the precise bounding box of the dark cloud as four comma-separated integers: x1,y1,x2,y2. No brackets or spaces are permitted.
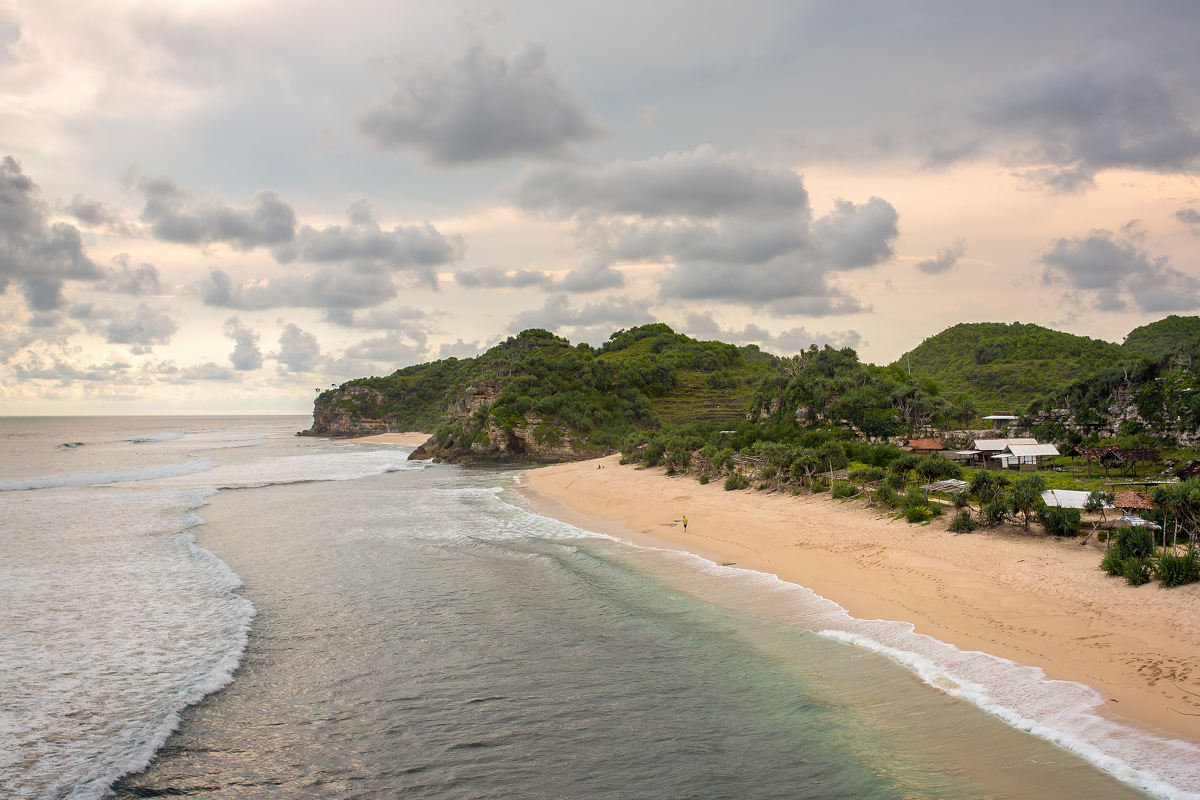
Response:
104,303,179,346
507,293,652,335
276,220,462,283
200,267,400,311
359,41,602,164
1042,228,1200,312
1177,207,1200,232
982,58,1200,181
222,317,263,371
922,138,980,170
681,311,862,354
508,147,894,311
63,195,136,236
139,175,296,250
916,240,966,274
270,322,321,374
322,306,428,330
103,254,162,295
0,156,103,310
1014,165,1096,194
511,145,808,219
454,267,552,289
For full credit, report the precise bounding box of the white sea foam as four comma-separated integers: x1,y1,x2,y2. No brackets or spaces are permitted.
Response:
0,457,216,491
128,432,186,443
146,450,426,490
499,494,1200,800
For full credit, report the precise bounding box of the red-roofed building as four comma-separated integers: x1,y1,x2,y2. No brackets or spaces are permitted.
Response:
1113,491,1155,512
905,437,944,454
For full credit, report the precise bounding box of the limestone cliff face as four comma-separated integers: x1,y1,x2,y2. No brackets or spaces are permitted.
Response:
1033,386,1200,447
303,386,400,437
409,379,603,463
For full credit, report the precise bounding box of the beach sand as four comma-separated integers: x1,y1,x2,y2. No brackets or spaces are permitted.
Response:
351,432,431,446
522,454,1200,745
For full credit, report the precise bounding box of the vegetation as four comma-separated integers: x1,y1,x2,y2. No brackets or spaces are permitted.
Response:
1122,315,1200,359
894,322,1130,414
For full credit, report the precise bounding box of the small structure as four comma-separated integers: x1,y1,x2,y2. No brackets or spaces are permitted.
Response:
1042,489,1113,509
921,478,969,494
994,442,1060,470
904,437,944,454
1176,460,1200,480
970,437,1037,468
981,413,1019,430
1113,491,1155,513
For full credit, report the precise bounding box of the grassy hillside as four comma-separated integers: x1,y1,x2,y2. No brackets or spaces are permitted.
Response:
894,322,1129,414
1122,315,1200,358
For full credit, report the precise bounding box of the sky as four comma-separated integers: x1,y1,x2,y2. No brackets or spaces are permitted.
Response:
2,0,1199,414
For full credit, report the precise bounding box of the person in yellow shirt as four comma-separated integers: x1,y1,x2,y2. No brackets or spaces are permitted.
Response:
682,515,688,531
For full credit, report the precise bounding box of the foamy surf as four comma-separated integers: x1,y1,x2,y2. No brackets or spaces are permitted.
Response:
503,492,1200,800
0,458,216,492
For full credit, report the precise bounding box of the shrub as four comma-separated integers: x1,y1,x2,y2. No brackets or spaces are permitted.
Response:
1038,506,1082,537
849,467,885,483
981,498,1009,526
832,483,858,499
698,474,710,485
948,509,975,533
872,485,899,508
929,502,944,517
1122,556,1153,587
1100,548,1124,576
724,473,750,491
810,478,829,493
1111,527,1155,561
885,473,906,490
761,465,778,480
905,504,932,523
1154,550,1200,587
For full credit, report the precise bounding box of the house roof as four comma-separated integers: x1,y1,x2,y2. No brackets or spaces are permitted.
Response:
906,437,943,450
1042,489,1113,509
1113,491,1155,510
972,437,1037,451
1004,443,1060,458
981,414,1019,420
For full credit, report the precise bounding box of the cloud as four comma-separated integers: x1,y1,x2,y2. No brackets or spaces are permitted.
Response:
322,306,429,330
222,317,263,371
0,156,103,310
176,361,240,382
270,322,321,374
200,267,401,311
103,254,162,295
1177,207,1200,232
981,58,1200,183
275,219,462,282
507,293,653,335
511,145,808,219
359,41,602,164
508,146,894,311
454,267,552,289
104,303,178,346
438,339,484,359
332,330,429,372
681,311,862,354
1041,228,1200,312
916,240,966,274
139,175,297,250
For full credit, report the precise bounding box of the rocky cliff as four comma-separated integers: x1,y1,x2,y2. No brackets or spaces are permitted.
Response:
303,385,405,437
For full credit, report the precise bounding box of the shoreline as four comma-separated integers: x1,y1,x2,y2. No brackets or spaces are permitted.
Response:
521,453,1200,748
349,431,431,446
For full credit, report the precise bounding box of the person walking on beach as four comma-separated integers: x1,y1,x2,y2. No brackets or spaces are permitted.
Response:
682,515,688,531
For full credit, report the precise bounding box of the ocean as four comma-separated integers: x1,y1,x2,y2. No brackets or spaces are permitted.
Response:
1,416,1197,799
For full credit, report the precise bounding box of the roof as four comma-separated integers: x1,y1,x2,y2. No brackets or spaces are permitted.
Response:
972,437,1037,451
921,478,969,494
1042,489,1114,509
1113,491,1155,510
1004,443,1060,458
906,437,943,450
981,414,1018,420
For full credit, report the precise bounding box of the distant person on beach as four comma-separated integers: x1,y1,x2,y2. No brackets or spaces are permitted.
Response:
682,515,688,531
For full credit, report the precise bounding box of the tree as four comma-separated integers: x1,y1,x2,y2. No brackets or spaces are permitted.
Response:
1010,475,1046,530
969,471,1010,520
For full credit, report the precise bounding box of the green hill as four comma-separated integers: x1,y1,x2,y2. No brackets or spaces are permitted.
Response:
1122,315,1200,358
894,322,1130,414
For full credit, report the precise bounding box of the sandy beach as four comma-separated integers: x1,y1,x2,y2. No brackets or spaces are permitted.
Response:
352,432,431,445
522,454,1200,745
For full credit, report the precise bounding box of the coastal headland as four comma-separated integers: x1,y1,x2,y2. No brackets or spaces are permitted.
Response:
522,453,1200,745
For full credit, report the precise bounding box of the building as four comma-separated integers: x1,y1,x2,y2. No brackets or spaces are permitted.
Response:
1113,491,1155,513
964,437,1037,468
981,413,1019,430
904,437,944,454
994,443,1060,470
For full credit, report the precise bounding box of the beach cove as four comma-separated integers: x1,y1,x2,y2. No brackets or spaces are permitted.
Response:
522,454,1200,755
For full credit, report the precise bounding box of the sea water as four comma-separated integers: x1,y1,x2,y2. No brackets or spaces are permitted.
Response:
1,417,1196,799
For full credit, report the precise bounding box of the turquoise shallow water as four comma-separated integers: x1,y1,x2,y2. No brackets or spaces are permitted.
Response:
0,418,1191,798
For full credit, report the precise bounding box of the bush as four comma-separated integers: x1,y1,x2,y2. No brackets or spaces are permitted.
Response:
1122,556,1153,586
885,473,906,490
872,485,899,508
832,483,858,499
948,509,975,533
905,504,932,523
1111,527,1155,561
698,474,710,485
1154,550,1200,587
849,467,885,483
929,502,944,517
1038,506,1082,537
724,473,750,491
981,498,1009,526
1100,548,1124,576
810,478,829,493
